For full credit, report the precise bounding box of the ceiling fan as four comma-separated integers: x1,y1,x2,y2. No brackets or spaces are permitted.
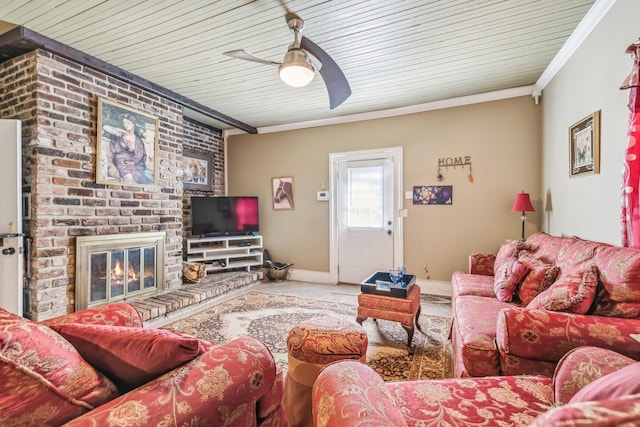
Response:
223,14,351,110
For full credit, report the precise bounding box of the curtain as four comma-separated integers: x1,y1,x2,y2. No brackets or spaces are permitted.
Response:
621,42,640,247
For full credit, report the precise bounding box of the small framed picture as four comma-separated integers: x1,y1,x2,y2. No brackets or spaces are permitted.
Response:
272,176,294,210
413,185,453,205
375,280,392,291
569,111,600,177
183,150,214,191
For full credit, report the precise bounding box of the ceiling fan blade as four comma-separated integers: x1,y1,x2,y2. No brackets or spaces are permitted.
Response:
223,49,280,66
301,36,351,109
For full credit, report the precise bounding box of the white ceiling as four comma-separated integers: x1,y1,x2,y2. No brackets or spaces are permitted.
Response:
0,0,598,132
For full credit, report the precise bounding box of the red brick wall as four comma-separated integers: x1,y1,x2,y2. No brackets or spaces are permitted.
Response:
0,50,224,320
182,118,225,238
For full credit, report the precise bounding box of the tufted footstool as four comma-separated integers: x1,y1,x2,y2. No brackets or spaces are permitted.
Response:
356,283,423,354
282,316,368,427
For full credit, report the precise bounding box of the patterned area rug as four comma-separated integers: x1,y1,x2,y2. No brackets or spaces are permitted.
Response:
164,291,453,381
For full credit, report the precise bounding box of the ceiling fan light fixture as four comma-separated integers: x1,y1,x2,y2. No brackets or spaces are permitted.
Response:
278,49,315,87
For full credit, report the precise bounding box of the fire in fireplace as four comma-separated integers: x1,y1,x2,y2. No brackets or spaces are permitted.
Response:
76,232,165,310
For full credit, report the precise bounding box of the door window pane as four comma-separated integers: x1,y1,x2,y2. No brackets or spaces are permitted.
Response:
347,165,384,228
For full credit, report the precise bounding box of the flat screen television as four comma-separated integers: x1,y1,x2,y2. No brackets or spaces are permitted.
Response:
191,196,259,236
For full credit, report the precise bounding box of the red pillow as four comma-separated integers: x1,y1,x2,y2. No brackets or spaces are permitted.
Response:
494,259,529,302
0,309,117,426
494,240,528,276
570,362,640,403
527,265,598,314
49,323,205,392
517,255,560,305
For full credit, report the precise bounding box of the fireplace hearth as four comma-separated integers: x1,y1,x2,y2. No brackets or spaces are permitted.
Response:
76,232,165,311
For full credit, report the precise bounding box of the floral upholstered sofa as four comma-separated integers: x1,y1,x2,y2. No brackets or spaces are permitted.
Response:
451,232,640,378
0,302,288,426
312,345,640,426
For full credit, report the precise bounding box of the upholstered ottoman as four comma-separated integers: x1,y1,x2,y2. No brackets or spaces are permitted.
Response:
357,283,423,353
283,316,368,427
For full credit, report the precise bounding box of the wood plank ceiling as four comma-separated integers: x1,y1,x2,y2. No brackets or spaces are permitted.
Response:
0,0,596,132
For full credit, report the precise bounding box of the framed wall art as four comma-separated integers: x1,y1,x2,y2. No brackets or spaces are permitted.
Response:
413,185,453,205
97,98,159,187
183,150,214,191
569,110,600,177
272,176,295,210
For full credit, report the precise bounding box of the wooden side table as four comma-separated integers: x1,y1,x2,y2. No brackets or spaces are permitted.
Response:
356,284,423,353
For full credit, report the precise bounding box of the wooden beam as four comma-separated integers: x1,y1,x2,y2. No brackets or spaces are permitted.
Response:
0,26,257,134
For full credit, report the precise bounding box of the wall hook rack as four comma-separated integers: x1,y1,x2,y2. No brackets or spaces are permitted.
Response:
437,156,473,182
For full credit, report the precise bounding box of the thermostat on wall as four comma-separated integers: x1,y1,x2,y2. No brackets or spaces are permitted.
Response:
317,191,329,201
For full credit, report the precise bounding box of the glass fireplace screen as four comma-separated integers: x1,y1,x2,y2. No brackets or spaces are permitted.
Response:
89,245,157,304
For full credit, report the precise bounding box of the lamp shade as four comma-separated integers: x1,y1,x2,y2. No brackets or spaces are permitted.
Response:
278,49,315,87
512,192,535,212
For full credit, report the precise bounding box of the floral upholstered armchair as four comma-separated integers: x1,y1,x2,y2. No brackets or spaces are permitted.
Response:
312,346,640,426
0,303,288,426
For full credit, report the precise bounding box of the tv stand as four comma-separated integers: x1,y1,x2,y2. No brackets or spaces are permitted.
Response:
186,235,263,273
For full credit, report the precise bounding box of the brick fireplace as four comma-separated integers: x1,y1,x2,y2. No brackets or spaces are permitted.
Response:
0,50,225,321
75,232,166,311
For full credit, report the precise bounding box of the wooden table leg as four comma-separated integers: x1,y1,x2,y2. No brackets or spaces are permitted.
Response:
415,304,424,334
401,322,415,354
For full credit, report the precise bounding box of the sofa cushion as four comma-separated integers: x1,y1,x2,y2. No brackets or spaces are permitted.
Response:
554,237,601,274
43,302,143,327
570,362,640,403
552,345,637,405
48,323,205,392
494,240,529,276
452,271,495,299
527,265,598,314
524,232,566,264
593,245,640,318
526,232,567,264
494,259,529,302
530,394,640,427
517,256,560,305
453,296,512,377
387,375,553,426
0,308,117,426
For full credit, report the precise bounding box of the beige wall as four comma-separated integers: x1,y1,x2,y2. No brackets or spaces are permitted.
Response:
542,0,639,244
227,96,541,281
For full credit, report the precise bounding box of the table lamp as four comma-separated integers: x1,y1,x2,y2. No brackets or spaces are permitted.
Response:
512,192,534,240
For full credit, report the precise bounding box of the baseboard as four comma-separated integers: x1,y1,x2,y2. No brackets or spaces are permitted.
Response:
288,268,333,284
288,269,452,296
415,279,452,297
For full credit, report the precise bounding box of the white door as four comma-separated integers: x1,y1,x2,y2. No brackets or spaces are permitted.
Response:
0,120,23,315
331,148,403,284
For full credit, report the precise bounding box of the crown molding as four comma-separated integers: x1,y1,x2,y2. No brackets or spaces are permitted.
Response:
225,86,535,136
534,0,617,94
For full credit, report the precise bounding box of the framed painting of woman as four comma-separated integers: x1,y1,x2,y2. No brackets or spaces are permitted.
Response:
97,98,159,187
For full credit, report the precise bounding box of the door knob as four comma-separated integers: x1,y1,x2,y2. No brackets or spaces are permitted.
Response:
387,230,392,235
2,247,15,255
387,220,392,225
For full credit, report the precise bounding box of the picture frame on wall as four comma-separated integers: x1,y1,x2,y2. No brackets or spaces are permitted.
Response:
412,185,453,205
272,176,295,210
97,97,159,187
183,150,214,191
569,110,600,177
